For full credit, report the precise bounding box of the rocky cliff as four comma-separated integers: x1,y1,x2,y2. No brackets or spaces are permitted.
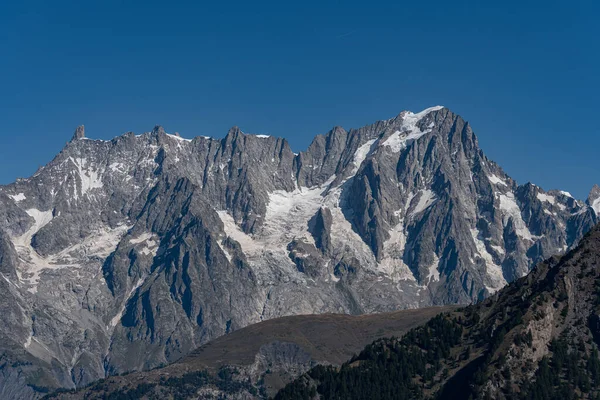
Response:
0,106,597,398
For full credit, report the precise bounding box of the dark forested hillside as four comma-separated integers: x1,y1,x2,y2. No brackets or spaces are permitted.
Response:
275,314,464,400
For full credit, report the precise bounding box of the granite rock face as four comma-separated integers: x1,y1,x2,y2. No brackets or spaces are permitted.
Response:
0,107,597,398
588,184,600,215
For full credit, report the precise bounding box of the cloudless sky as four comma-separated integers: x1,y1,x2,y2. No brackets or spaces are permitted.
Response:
1,0,598,198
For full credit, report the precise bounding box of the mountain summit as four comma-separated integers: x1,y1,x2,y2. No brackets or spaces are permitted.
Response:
0,107,597,398
71,125,85,141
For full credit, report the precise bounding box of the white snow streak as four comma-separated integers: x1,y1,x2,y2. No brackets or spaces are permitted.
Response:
110,278,144,328
351,139,377,174
537,192,556,205
560,191,573,198
497,192,538,241
13,209,55,292
129,233,159,257
70,157,103,198
9,193,26,202
218,241,233,262
13,210,129,292
218,175,400,283
408,190,436,217
380,218,413,281
166,134,192,142
470,228,506,293
592,198,600,216
56,225,131,261
488,174,507,186
382,106,443,153
425,254,440,284
24,333,32,348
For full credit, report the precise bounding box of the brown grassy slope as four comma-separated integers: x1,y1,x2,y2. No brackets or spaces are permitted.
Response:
183,307,456,368
52,306,454,399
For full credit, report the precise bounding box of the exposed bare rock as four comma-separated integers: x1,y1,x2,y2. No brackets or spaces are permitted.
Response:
0,106,596,398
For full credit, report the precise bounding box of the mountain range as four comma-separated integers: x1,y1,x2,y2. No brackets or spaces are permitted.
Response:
0,106,598,398
47,208,600,399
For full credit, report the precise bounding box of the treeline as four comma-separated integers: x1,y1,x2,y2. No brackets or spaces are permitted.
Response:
518,339,600,400
274,315,600,400
274,314,463,400
44,366,261,400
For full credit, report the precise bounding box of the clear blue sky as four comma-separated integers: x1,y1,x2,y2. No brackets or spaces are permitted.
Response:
1,1,598,199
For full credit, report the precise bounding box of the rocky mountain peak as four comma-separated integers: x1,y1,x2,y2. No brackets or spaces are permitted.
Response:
151,125,166,135
71,125,85,141
588,184,600,215
224,125,244,140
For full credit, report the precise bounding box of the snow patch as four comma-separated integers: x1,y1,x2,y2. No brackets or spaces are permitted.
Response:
408,190,436,217
537,192,556,205
592,198,600,216
129,233,159,257
351,139,377,174
470,228,506,293
378,194,419,282
167,134,192,142
218,175,402,284
255,134,270,138
109,162,126,173
9,193,26,202
12,211,129,292
218,241,233,262
379,219,411,279
24,333,32,348
217,211,260,256
382,106,443,153
488,174,507,186
425,254,440,284
54,224,131,261
110,277,144,328
129,233,154,245
497,192,539,241
12,209,55,292
261,184,328,249
560,191,573,198
70,157,103,198
490,244,505,256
